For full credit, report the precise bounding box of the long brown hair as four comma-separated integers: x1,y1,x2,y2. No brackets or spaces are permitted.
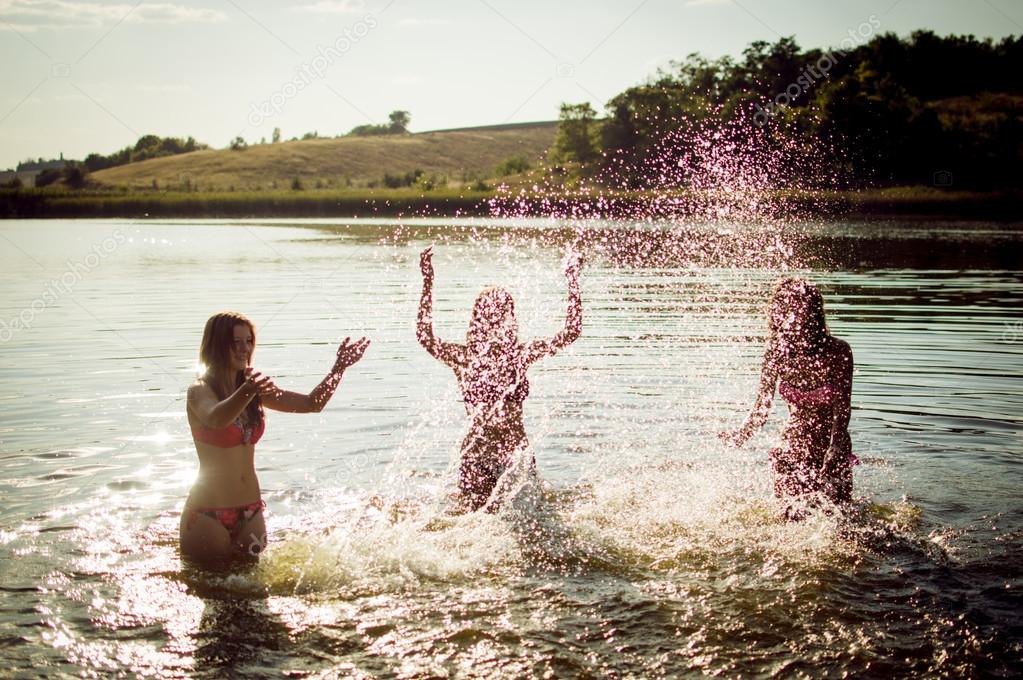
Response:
198,311,263,427
767,277,829,358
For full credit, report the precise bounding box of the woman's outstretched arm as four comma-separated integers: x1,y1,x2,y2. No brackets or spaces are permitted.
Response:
416,246,464,367
260,337,370,413
525,246,582,365
188,370,271,428
719,347,778,447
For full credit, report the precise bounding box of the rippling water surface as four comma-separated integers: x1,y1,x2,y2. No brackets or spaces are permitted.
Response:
0,218,1020,678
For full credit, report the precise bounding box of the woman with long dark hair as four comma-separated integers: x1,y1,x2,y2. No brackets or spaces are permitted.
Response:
417,246,582,512
181,311,368,562
720,278,856,518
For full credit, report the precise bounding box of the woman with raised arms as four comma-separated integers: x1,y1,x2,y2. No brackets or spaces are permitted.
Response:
417,246,582,512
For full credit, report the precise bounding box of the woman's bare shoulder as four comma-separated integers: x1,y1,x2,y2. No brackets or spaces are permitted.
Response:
827,336,853,367
829,336,852,355
187,380,215,401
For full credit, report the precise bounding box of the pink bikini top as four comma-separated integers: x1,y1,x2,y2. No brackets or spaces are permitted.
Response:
779,381,840,408
463,376,530,407
191,416,265,447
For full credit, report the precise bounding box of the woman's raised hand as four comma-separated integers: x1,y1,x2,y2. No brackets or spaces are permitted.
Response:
717,428,747,448
243,367,279,398
420,245,434,281
563,244,583,280
335,336,370,371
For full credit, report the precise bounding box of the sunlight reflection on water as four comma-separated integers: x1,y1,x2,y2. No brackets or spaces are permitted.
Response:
0,218,1020,677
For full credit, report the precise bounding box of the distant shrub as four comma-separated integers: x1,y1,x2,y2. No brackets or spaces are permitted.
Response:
35,168,62,187
291,177,304,191
382,169,424,188
495,155,531,176
64,165,87,189
348,110,411,136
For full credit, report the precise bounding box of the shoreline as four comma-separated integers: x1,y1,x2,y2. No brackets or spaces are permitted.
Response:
1,187,1020,221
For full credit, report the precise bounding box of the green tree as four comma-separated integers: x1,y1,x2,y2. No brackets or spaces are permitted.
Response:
348,123,387,136
230,136,247,151
552,103,601,167
64,164,87,189
388,110,411,133
495,155,531,176
272,127,281,143
133,134,161,153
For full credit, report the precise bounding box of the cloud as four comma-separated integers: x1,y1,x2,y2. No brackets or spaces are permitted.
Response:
0,1,226,31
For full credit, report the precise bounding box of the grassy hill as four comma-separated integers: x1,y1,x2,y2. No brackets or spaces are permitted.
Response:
90,121,557,191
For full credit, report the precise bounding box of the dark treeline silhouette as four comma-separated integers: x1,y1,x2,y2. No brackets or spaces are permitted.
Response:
556,30,1023,190
348,110,411,137
83,134,207,172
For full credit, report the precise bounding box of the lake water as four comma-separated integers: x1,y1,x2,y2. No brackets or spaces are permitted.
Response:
0,218,1020,678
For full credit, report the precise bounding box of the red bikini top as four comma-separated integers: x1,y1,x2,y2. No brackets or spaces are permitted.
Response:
191,416,265,447
778,381,840,408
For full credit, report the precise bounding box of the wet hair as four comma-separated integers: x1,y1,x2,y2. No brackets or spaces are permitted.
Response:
198,311,263,428
466,287,520,354
767,277,829,357
464,288,525,398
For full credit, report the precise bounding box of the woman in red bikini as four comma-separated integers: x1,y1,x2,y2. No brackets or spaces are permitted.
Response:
181,311,369,562
417,245,582,512
720,277,856,518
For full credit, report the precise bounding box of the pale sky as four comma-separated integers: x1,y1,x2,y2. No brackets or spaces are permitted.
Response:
1,0,1020,169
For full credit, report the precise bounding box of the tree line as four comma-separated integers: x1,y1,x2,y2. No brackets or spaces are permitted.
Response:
552,30,1023,190
83,135,207,172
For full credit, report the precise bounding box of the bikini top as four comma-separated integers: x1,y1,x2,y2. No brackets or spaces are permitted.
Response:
778,381,840,408
191,416,265,447
462,375,530,407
